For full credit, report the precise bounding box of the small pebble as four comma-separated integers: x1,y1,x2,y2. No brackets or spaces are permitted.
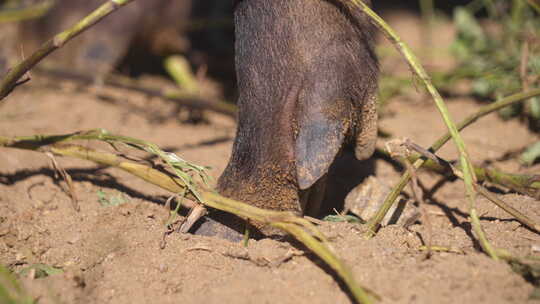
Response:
159,263,168,273
67,235,81,245
15,252,26,262
105,253,116,261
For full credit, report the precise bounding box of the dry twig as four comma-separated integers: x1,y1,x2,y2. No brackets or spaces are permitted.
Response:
386,139,433,258
366,86,540,247
0,130,375,304
45,152,79,212
390,139,540,234
351,0,496,259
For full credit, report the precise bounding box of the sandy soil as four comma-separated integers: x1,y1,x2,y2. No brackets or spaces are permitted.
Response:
1,12,540,304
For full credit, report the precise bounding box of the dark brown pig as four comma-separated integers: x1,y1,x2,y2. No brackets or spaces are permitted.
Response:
16,0,192,78
198,0,379,237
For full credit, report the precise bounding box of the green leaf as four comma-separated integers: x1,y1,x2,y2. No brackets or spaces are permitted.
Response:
452,7,487,57
529,97,540,120
521,141,540,166
498,103,521,120
18,264,63,279
472,78,494,97
96,190,128,207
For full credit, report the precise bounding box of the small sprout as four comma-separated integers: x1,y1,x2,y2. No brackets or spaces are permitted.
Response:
521,141,540,166
18,264,63,279
96,189,128,207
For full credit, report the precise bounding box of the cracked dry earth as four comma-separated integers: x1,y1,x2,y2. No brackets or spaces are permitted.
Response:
1,12,540,304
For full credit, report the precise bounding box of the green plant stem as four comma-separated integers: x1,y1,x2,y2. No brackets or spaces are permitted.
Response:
431,89,540,152
368,88,540,240
0,0,134,100
475,185,540,233
0,0,55,23
419,0,435,24
0,131,373,304
164,56,199,94
527,0,540,14
418,246,464,254
419,0,435,60
395,153,540,194
349,0,493,258
273,222,376,304
377,146,540,232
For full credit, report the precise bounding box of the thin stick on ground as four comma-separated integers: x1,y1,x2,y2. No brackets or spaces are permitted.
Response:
0,130,375,304
385,139,433,257
379,148,540,196
432,89,540,154
394,138,540,234
179,204,208,233
45,152,80,212
0,0,135,100
419,246,464,254
349,0,496,259
370,88,540,238
474,185,540,233
405,160,433,258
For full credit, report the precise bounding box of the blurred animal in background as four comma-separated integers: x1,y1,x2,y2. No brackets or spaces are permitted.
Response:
1,0,192,79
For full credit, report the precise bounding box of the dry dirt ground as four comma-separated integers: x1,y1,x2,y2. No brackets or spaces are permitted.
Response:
1,12,540,304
